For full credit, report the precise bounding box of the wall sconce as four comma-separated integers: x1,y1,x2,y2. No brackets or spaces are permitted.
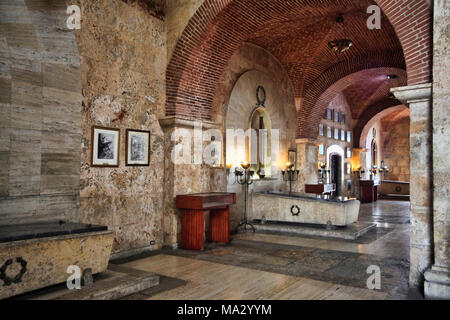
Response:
353,166,365,179
282,162,300,195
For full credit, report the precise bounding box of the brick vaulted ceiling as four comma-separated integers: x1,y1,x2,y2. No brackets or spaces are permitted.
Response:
167,0,432,137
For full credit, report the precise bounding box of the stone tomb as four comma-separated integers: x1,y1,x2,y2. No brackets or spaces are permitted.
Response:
0,222,114,299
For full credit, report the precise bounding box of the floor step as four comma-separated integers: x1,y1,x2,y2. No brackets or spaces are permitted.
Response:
248,221,377,241
15,264,159,300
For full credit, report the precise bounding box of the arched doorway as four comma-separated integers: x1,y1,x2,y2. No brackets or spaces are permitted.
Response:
327,145,345,197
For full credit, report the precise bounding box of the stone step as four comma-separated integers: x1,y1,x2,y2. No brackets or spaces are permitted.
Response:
15,264,159,300
248,221,377,241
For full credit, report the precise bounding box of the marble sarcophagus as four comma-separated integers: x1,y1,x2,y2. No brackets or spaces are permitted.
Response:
0,222,114,299
250,192,360,227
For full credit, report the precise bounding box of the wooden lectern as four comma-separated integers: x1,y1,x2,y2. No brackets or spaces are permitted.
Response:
176,193,236,250
360,180,380,203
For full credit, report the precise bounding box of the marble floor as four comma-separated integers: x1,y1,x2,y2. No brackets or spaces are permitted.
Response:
118,200,417,300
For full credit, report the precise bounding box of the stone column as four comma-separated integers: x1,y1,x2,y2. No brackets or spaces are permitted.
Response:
159,117,225,249
391,84,433,289
295,138,318,195
423,1,450,300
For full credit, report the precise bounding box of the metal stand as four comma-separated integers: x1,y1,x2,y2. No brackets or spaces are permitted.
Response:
282,166,300,195
235,168,255,233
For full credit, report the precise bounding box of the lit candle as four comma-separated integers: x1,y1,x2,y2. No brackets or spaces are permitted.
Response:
241,161,250,170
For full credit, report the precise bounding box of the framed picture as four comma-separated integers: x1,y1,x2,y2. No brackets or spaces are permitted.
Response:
91,126,120,167
341,114,346,125
319,144,324,155
319,124,324,136
341,129,346,141
334,111,340,123
327,126,332,138
334,128,339,140
347,131,352,143
126,129,150,166
327,109,333,120
347,163,351,175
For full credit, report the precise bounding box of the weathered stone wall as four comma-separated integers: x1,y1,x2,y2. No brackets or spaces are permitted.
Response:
0,1,82,225
74,0,166,254
381,115,410,182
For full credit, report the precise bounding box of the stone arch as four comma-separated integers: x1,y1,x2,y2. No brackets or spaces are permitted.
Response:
167,0,431,133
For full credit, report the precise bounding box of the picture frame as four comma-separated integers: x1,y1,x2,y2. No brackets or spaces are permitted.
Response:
334,127,339,140
347,131,352,143
341,114,346,125
319,124,324,136
126,129,151,166
341,129,346,141
91,126,120,167
327,126,332,138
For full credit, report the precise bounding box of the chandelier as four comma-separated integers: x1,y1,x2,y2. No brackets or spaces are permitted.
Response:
328,14,353,54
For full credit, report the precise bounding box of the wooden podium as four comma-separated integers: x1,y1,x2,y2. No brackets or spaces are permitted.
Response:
305,184,335,196
176,193,236,250
360,180,380,203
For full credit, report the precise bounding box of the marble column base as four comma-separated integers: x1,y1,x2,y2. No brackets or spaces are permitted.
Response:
424,265,450,299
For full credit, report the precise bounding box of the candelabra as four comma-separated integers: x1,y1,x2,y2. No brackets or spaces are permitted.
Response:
370,166,379,180
282,162,300,195
318,162,330,184
353,166,366,179
378,161,390,179
234,161,255,232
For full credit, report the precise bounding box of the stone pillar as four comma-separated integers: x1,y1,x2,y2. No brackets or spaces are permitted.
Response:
391,84,433,289
159,117,225,249
295,138,318,195
423,1,450,300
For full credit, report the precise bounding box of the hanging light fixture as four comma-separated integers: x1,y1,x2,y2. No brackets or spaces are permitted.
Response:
328,14,353,54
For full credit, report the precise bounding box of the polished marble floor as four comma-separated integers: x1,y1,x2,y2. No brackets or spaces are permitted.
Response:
119,200,416,300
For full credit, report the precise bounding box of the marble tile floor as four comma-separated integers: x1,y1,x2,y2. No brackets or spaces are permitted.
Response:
118,200,418,300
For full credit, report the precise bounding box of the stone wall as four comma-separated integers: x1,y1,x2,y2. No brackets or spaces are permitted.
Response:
381,115,410,182
74,0,166,254
223,44,297,228
0,0,82,225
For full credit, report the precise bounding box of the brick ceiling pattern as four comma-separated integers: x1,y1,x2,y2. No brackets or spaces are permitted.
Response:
167,0,431,137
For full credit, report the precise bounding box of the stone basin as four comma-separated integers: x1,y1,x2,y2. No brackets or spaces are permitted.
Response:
250,192,360,227
0,221,114,299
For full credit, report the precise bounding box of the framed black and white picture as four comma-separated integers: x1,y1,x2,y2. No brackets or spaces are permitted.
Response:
91,126,120,167
126,129,150,166
341,129,346,141
334,128,339,140
327,126,332,138
334,111,340,123
341,114,346,125
347,131,352,143
319,124,324,136
327,109,333,120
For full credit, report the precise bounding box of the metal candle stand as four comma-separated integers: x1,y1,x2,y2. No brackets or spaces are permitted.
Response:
282,162,300,195
234,162,256,233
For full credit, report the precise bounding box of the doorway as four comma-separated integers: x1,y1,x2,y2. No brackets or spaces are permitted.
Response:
331,154,341,196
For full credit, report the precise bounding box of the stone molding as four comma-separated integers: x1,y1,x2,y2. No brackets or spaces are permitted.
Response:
390,83,432,104
159,116,221,129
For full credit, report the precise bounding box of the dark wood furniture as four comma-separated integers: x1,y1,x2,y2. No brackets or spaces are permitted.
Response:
305,184,336,196
360,180,380,203
176,193,236,250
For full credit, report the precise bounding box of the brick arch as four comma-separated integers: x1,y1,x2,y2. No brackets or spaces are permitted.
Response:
353,98,406,148
167,0,431,125
357,104,409,148
299,56,406,138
